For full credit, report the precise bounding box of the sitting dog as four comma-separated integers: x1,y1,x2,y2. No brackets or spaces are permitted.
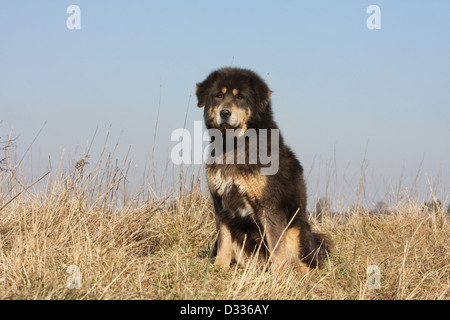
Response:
196,67,332,271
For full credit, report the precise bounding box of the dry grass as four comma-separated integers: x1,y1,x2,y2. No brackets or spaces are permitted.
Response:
0,144,448,300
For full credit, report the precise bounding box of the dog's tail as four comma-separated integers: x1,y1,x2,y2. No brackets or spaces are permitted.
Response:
305,232,333,268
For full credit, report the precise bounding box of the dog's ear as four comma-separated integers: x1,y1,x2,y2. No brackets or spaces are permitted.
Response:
248,73,272,114
196,71,218,108
257,90,273,113
195,83,207,108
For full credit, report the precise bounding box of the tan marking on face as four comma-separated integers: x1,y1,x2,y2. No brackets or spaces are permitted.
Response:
206,105,216,123
267,90,273,99
232,89,239,96
221,87,227,94
238,107,252,134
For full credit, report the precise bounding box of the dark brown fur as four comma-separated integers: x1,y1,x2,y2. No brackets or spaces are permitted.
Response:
196,67,332,270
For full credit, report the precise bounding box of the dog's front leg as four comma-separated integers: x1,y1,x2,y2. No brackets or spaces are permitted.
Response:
214,220,233,269
263,217,287,270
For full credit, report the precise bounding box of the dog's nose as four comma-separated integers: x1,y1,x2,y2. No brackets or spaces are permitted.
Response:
220,109,231,119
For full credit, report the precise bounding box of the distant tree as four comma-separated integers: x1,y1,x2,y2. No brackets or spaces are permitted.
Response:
374,201,389,215
348,205,365,215
447,204,450,215
422,200,443,213
0,133,16,172
314,197,330,222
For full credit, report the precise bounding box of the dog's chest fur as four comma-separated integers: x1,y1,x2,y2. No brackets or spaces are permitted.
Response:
206,165,267,218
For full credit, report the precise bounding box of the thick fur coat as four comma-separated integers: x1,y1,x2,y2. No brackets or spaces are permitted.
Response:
196,67,332,270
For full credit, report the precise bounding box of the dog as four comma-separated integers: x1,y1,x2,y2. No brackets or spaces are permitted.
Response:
196,67,332,271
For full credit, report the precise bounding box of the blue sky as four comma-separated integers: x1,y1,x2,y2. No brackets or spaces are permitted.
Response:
1,1,449,209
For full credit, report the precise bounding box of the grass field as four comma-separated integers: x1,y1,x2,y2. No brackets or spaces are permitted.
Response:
0,143,448,300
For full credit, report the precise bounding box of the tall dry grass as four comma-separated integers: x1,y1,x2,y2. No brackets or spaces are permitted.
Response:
0,138,448,300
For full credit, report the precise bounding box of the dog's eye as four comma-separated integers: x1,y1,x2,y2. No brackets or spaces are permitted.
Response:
236,94,244,100
215,93,223,99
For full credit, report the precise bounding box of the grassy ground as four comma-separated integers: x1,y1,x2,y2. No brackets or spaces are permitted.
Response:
0,151,448,300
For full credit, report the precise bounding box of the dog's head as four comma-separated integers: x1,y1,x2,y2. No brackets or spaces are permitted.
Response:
196,68,273,132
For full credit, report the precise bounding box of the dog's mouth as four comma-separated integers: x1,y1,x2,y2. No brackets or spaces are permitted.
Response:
215,115,239,129
219,122,233,128
211,107,247,131
216,121,244,132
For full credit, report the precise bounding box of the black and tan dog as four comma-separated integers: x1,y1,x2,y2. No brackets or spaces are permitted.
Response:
196,67,331,271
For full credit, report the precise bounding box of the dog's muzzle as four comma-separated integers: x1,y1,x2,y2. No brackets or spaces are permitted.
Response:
220,108,231,120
